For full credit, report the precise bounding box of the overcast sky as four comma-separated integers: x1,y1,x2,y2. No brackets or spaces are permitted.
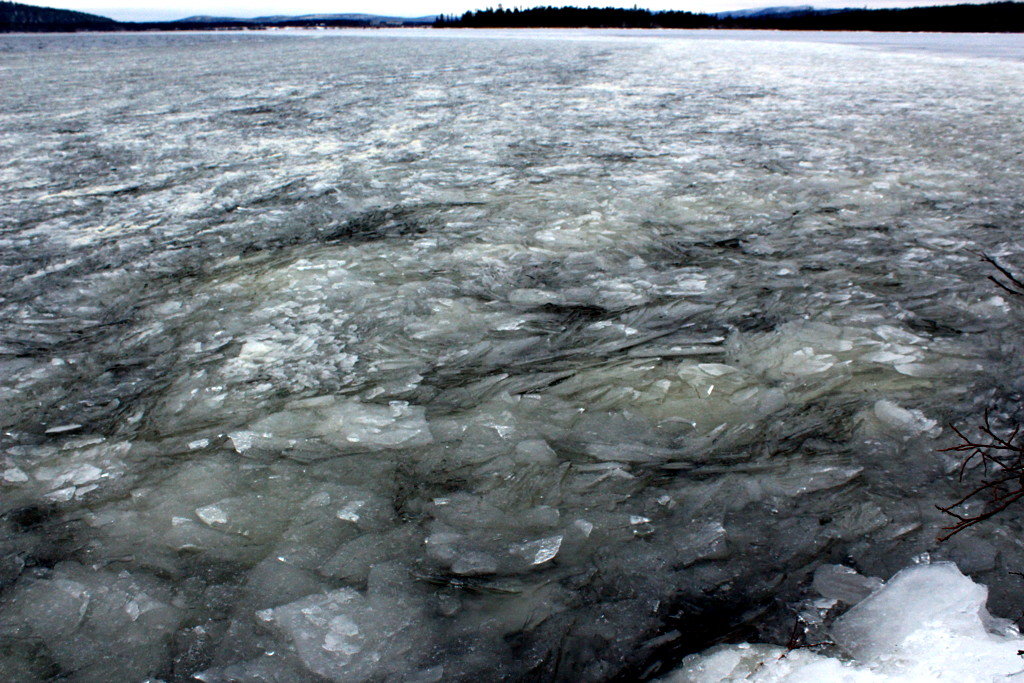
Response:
48,0,983,22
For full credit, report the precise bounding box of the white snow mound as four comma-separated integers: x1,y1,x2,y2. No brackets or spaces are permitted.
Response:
666,562,1024,682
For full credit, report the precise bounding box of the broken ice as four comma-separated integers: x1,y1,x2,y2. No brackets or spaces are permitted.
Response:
2,28,1024,683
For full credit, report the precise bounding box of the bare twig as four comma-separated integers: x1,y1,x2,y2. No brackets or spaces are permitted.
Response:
937,411,1024,541
777,616,832,660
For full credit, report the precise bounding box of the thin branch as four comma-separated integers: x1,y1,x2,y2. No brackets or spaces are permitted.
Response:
938,415,1024,542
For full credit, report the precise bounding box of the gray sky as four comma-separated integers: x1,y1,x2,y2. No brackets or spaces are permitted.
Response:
49,0,982,22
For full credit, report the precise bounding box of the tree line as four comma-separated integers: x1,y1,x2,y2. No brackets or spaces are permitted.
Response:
434,2,1024,32
435,6,713,29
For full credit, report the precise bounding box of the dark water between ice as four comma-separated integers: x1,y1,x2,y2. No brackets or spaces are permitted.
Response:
2,29,1024,681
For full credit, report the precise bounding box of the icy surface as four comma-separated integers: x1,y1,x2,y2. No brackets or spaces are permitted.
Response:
2,29,1024,681
669,563,1024,682
813,564,883,605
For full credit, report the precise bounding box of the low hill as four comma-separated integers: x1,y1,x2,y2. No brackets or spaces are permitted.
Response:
736,0,1024,30
0,0,118,31
0,3,435,32
175,15,247,23
713,5,817,18
254,13,435,24
175,13,436,26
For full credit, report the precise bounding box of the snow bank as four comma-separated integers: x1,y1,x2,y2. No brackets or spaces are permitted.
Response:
668,562,1024,682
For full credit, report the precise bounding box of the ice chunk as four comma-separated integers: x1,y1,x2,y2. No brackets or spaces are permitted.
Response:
574,519,594,537
323,400,431,449
237,340,278,361
872,400,940,437
319,527,420,583
2,466,29,483
451,551,498,576
779,347,837,376
830,562,1009,661
193,653,317,683
862,349,920,365
512,439,557,465
812,564,882,605
507,288,559,307
37,463,104,488
44,423,83,434
45,485,76,502
875,325,926,345
830,502,889,540
320,490,391,531
674,521,729,566
228,430,265,454
512,535,563,566
256,585,423,681
235,399,433,457
762,458,863,497
336,501,365,523
2,563,181,680
196,504,229,527
665,277,708,295
53,462,104,489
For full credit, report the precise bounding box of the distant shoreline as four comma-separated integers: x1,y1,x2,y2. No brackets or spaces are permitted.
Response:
2,0,1022,34
6,27,1024,35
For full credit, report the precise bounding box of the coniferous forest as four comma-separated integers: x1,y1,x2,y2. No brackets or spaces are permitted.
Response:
434,2,1024,32
434,6,715,29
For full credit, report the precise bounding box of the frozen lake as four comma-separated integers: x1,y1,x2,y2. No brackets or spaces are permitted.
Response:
2,28,1024,681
